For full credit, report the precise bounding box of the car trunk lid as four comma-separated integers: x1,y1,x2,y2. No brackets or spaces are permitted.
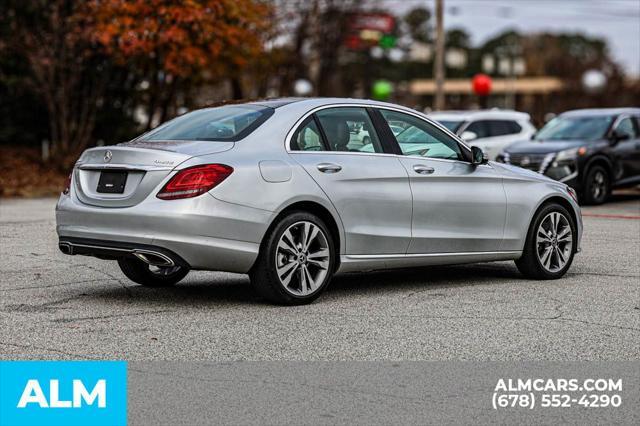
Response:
73,141,234,207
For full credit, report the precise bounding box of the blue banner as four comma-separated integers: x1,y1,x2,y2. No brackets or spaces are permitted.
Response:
0,361,127,426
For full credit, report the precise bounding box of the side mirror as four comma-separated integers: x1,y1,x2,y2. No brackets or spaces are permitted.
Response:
461,130,478,141
471,146,488,165
610,129,630,144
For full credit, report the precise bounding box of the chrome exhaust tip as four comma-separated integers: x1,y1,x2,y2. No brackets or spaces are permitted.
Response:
132,250,175,267
59,242,73,255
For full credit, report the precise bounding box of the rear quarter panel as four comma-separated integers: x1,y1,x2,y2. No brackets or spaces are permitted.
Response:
174,105,346,253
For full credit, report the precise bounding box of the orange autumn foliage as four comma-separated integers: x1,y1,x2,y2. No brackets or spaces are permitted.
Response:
85,0,272,77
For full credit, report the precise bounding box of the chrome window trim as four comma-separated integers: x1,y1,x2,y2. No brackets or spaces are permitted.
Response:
284,103,473,157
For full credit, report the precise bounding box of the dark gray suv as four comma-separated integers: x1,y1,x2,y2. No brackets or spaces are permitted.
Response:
497,108,640,204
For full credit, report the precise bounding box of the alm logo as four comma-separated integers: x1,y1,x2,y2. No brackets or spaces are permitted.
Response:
17,378,106,408
0,361,126,426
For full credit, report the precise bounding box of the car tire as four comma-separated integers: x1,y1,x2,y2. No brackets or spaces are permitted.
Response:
582,165,610,205
117,257,189,287
515,203,576,280
250,211,335,305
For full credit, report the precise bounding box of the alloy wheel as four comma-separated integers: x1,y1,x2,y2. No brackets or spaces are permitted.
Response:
275,221,330,296
536,212,573,273
591,170,606,200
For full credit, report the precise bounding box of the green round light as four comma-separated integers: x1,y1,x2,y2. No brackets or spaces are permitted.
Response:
379,34,396,49
372,80,393,100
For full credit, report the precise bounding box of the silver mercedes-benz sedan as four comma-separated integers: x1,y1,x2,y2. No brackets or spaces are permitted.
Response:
56,98,582,304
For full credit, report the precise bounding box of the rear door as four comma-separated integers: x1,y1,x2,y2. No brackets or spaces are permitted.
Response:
376,109,507,254
289,107,412,255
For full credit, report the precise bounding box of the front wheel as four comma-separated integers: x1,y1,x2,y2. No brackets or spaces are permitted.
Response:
117,257,189,287
582,165,610,205
250,212,335,305
515,203,576,280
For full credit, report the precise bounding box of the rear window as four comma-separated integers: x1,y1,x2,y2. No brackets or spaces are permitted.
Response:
139,105,274,142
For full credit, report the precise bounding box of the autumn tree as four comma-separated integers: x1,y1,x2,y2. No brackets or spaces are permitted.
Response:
88,0,272,130
0,0,271,165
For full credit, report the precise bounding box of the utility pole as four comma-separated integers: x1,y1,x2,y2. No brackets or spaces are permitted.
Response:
433,0,445,110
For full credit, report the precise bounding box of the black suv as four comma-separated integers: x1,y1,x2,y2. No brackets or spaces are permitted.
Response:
497,108,640,204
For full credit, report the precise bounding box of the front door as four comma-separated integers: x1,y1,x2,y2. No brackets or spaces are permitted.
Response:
376,108,507,254
289,107,412,255
611,116,640,182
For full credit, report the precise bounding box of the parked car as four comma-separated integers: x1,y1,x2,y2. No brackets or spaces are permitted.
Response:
429,110,536,160
347,122,372,148
57,98,582,305
497,108,640,205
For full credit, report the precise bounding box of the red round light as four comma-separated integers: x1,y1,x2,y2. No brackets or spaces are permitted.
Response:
472,74,492,96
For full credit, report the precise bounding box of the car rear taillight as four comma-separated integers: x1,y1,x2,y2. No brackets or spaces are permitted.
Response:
62,173,72,195
156,164,233,200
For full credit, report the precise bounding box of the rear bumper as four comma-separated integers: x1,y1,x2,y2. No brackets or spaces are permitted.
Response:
56,193,272,273
58,237,189,268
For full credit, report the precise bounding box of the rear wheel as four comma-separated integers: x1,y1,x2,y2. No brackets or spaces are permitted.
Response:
515,203,576,279
117,257,188,287
582,165,610,205
250,212,335,305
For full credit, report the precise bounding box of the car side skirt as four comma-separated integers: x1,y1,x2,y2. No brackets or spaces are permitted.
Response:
337,251,522,273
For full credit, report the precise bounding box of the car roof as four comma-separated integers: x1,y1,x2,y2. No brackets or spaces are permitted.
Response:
249,98,307,108
266,97,429,116
428,109,531,121
250,97,422,110
560,107,640,117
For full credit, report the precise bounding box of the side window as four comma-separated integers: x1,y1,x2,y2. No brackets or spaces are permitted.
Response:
465,121,489,138
315,107,384,153
487,120,521,136
506,120,523,134
291,117,325,151
614,117,637,139
379,109,463,160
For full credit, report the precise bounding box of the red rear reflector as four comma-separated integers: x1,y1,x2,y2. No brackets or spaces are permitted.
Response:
157,164,233,200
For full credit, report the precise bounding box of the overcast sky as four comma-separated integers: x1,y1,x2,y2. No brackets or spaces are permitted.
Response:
383,0,640,76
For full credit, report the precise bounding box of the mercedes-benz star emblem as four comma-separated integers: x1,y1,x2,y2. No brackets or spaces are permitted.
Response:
104,150,113,163
520,156,530,166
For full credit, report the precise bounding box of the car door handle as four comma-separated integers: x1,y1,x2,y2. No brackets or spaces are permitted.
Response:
317,163,342,173
413,164,435,175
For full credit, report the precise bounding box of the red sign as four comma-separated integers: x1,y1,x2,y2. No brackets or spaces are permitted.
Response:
345,12,396,50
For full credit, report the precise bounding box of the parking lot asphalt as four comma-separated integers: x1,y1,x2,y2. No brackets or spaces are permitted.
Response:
1,193,638,361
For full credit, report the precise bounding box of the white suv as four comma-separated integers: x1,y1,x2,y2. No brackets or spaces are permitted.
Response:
429,110,536,160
